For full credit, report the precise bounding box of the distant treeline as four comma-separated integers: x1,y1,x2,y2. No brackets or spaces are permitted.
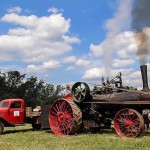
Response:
0,70,63,107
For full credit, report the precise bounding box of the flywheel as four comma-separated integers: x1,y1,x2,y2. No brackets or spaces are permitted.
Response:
71,82,90,103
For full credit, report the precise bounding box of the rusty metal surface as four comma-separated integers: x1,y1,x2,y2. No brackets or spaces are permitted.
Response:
82,100,150,104
89,90,150,105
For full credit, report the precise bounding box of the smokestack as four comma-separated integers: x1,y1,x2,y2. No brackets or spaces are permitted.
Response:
140,65,149,91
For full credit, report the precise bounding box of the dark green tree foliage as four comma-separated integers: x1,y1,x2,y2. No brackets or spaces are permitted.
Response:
0,71,6,99
0,70,63,107
0,71,25,99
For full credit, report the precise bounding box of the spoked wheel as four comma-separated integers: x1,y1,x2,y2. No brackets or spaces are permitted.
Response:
71,82,90,103
49,99,82,136
114,108,144,138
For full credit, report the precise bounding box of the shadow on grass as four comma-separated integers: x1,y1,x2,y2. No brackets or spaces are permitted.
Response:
44,128,116,136
77,128,116,135
142,130,150,137
3,128,42,135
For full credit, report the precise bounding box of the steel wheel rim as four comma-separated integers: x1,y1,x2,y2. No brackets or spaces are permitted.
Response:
49,99,82,136
114,109,144,138
49,99,74,135
72,82,90,103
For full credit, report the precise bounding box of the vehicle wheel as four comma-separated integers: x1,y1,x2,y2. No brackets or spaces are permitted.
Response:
32,124,41,130
71,82,90,103
0,121,4,134
114,108,144,138
49,99,82,136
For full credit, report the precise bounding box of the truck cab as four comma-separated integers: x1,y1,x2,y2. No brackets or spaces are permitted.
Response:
0,99,25,134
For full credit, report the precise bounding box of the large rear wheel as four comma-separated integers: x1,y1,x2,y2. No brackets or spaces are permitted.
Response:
114,108,144,138
49,99,82,136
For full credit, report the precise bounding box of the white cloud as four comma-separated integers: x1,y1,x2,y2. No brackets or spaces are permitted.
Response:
113,59,135,67
82,67,106,80
82,66,134,81
128,71,141,79
27,65,41,73
90,31,136,58
63,56,77,63
0,10,80,64
89,44,103,57
43,60,60,69
65,66,75,71
75,59,91,67
27,59,60,73
48,7,64,14
62,35,81,44
7,6,22,13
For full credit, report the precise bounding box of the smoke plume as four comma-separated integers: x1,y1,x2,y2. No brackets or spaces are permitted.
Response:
132,0,150,65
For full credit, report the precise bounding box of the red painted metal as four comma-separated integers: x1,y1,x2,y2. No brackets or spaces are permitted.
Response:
49,99,82,136
0,99,25,124
114,108,144,138
64,93,72,100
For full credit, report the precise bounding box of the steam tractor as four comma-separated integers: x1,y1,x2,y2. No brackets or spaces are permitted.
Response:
49,65,150,138
1,65,150,138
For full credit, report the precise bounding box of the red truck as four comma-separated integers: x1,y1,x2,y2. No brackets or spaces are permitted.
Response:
0,93,72,134
0,98,41,134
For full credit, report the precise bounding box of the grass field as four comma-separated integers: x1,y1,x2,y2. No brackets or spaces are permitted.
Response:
0,124,150,150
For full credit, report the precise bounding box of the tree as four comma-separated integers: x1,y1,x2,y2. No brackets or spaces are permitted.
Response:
0,71,6,100
0,70,63,107
0,70,26,99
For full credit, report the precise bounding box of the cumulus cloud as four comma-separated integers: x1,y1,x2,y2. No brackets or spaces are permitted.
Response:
43,60,60,69
0,10,80,64
90,31,136,62
63,56,77,63
82,67,106,80
7,6,22,13
48,7,64,14
65,66,75,71
75,59,91,67
82,67,134,80
27,65,41,73
113,59,135,68
27,59,60,73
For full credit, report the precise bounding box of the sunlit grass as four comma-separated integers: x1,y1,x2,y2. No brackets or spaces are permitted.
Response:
0,124,150,150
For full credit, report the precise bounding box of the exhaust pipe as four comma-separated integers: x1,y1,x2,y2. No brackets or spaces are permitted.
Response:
140,65,149,91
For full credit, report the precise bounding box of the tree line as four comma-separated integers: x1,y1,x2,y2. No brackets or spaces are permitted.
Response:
0,70,64,107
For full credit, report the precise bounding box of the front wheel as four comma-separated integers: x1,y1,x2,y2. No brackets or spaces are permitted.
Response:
0,121,4,134
114,108,144,138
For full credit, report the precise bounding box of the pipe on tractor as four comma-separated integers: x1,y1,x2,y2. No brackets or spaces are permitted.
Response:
140,65,150,91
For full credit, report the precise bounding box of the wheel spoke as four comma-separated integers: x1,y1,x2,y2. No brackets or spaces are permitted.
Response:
50,110,58,116
61,101,66,112
56,103,60,112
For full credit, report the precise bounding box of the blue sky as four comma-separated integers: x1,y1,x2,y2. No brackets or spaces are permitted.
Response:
0,0,150,89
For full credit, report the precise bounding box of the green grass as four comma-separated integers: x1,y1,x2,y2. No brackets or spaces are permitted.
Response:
0,125,150,150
